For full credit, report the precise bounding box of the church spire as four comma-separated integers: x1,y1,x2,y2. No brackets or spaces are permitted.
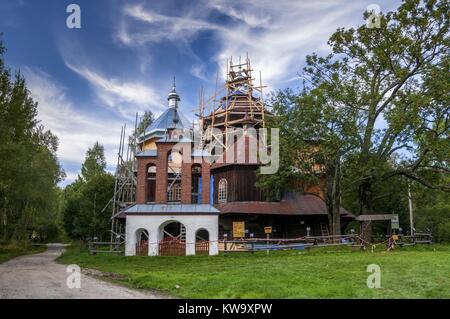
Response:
168,77,180,108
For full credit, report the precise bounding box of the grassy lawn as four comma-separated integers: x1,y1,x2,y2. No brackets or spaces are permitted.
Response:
58,245,450,299
0,243,47,264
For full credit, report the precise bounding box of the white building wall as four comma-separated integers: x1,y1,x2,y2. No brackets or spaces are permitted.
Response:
125,214,219,256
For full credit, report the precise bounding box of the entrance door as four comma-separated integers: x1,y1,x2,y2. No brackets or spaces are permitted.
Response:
136,229,149,256
195,229,209,255
159,221,186,256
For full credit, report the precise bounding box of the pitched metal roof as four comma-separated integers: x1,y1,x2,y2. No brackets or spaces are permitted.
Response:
140,107,191,142
122,204,220,215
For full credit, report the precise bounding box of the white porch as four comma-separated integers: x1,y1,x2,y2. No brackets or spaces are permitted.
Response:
124,204,219,256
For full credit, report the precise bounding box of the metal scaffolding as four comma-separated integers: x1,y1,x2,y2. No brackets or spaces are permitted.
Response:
103,114,139,244
200,55,270,153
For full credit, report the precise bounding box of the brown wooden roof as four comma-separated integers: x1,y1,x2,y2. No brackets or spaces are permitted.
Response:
215,194,354,218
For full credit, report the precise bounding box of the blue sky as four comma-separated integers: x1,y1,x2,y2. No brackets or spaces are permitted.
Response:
0,0,401,186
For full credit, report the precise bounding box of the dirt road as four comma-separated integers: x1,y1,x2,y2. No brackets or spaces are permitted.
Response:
0,243,165,299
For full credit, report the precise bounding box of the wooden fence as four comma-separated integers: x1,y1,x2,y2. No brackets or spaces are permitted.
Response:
136,240,148,256
219,234,359,252
159,238,186,256
195,240,209,255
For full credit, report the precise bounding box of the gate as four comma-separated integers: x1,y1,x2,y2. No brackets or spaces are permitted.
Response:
195,240,209,255
159,238,186,256
136,240,148,256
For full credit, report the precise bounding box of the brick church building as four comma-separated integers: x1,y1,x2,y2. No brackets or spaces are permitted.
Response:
121,59,353,256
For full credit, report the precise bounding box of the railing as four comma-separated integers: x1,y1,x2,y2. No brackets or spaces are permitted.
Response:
88,241,124,255
219,234,359,252
387,232,433,246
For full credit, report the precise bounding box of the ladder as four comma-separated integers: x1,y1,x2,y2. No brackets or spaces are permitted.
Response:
199,125,206,150
320,222,329,242
179,224,186,241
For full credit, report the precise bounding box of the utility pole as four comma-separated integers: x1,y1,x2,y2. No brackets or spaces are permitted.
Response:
408,182,414,237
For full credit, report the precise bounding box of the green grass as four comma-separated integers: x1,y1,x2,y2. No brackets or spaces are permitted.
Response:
57,245,450,299
0,243,47,264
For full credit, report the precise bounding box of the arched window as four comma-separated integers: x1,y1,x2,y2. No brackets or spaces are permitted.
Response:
191,164,202,204
167,150,182,202
147,164,156,202
218,178,227,203
167,183,181,202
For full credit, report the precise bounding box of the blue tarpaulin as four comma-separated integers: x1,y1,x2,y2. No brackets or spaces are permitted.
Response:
198,177,202,204
210,175,214,204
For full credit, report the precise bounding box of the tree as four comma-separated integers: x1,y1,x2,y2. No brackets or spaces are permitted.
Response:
77,173,114,240
0,36,64,242
301,0,449,217
62,180,83,238
411,174,450,242
79,141,106,182
128,110,154,151
136,110,154,137
259,87,358,235
62,142,114,240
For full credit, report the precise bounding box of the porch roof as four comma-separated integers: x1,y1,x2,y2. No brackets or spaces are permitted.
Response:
119,204,220,217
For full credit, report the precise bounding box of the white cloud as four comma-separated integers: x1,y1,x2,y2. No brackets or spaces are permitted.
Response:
22,67,131,185
65,62,165,119
189,64,209,82
119,3,226,45
116,0,401,89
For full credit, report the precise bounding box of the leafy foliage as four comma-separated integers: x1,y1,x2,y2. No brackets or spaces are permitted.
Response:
62,142,114,240
259,88,359,234
0,37,64,242
413,176,450,242
302,0,449,213
79,141,106,183
259,0,449,239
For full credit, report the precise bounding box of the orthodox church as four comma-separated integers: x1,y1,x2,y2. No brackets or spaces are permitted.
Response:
120,58,353,256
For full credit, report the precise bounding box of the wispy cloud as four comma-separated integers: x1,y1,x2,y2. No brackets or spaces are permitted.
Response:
64,62,165,119
189,64,210,82
22,67,129,184
116,0,400,88
118,3,226,45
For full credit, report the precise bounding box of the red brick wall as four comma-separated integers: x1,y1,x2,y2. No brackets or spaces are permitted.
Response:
201,162,211,204
135,142,211,205
181,162,192,204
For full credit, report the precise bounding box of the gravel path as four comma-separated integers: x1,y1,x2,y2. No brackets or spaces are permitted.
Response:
0,243,166,299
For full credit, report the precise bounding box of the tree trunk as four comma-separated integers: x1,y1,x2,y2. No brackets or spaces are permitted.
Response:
359,179,373,243
325,157,341,238
358,179,374,214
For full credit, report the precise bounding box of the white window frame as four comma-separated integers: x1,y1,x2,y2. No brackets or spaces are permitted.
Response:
218,178,227,203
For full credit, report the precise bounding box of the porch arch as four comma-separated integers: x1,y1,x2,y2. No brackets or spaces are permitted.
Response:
158,220,186,256
195,228,210,255
135,228,149,256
